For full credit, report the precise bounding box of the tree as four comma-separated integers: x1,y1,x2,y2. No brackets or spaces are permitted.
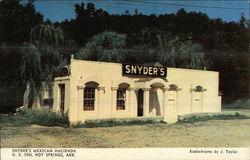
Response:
178,41,207,69
21,43,42,108
0,0,43,110
73,3,109,44
30,23,64,45
158,35,208,69
76,32,127,63
0,0,43,43
30,23,65,85
126,44,158,64
140,27,162,48
21,23,66,108
239,12,246,28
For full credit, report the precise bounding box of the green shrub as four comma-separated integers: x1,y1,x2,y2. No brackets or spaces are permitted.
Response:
177,112,250,123
72,117,163,128
0,114,33,127
14,108,69,126
0,109,69,127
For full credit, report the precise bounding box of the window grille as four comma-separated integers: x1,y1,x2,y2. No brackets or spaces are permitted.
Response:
84,87,95,111
117,88,126,110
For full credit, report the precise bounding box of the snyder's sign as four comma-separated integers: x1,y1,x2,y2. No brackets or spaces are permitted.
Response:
122,64,167,77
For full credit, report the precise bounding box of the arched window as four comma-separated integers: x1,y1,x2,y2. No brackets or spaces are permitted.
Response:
84,82,99,111
117,83,129,110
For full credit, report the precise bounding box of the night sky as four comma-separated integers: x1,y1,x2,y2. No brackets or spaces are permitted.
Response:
29,0,249,22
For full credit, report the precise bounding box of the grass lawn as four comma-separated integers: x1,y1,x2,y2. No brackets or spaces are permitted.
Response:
0,109,250,148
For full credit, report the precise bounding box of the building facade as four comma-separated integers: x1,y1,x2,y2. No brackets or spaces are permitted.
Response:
52,59,221,124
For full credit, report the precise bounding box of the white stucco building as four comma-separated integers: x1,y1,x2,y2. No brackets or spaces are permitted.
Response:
52,59,221,124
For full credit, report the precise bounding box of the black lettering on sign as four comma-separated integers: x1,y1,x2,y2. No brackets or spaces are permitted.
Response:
122,64,167,77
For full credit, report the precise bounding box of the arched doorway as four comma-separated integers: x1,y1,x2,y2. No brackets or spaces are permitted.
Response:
149,82,165,116
149,88,162,116
137,89,144,117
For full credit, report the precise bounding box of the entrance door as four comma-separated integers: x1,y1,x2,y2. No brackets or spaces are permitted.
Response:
59,84,65,112
137,89,144,117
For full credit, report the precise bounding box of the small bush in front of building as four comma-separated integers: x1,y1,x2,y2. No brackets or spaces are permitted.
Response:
177,112,250,123
20,108,69,126
0,113,32,127
0,108,69,127
72,117,164,128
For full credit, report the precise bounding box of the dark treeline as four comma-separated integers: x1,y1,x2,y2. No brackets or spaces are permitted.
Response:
62,3,249,52
0,1,249,108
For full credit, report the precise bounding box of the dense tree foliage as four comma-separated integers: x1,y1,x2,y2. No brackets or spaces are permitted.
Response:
0,0,44,109
0,1,249,108
0,0,43,86
208,52,250,103
0,0,43,43
20,43,42,108
59,3,249,52
158,35,208,69
29,23,66,85
77,32,127,62
30,23,64,45
21,23,66,108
